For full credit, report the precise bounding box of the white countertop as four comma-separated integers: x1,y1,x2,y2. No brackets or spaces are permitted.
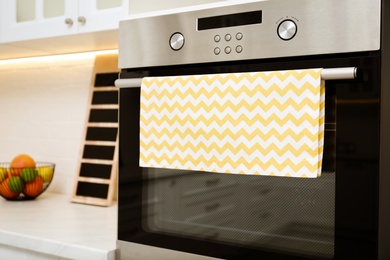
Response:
0,192,117,260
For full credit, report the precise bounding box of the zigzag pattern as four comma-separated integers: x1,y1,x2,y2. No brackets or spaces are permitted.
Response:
140,69,325,178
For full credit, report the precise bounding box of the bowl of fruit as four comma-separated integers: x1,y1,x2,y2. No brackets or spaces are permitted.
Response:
0,154,55,200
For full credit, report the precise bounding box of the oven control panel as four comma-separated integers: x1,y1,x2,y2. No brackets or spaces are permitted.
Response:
169,17,298,56
211,32,244,56
169,16,298,57
118,0,380,69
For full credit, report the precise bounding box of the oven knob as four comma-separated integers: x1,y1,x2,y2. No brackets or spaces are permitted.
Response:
277,20,297,40
169,32,185,51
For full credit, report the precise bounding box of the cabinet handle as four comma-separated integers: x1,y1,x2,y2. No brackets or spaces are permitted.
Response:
64,18,73,26
78,16,86,24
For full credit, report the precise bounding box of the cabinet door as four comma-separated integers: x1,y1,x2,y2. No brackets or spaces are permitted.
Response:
128,0,227,15
0,0,78,42
78,0,128,33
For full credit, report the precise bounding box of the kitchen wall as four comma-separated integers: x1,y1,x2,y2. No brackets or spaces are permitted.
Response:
0,51,110,195
0,0,229,196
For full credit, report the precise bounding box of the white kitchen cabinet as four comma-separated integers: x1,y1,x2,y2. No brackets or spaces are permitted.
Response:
128,0,227,15
78,0,127,33
0,0,229,60
0,0,128,43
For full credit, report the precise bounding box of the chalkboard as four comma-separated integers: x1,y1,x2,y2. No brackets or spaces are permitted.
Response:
92,91,118,104
76,182,109,199
71,53,119,207
83,145,116,160
86,127,118,141
89,109,118,123
79,163,112,179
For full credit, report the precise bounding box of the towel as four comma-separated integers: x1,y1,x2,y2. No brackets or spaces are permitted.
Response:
140,69,325,178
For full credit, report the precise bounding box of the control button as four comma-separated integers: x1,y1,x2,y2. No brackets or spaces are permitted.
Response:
214,35,221,43
225,34,232,41
277,20,297,40
225,46,231,54
236,45,243,53
214,47,221,55
169,32,185,50
236,33,243,40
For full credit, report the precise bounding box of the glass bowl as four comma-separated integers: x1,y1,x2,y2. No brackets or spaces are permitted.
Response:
0,162,55,200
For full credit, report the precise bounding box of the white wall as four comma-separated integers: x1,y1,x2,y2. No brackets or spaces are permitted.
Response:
0,52,99,195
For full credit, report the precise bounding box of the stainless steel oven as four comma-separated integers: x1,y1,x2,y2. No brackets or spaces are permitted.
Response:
115,0,390,259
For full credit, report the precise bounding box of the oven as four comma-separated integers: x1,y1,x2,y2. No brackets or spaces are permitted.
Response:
115,0,390,259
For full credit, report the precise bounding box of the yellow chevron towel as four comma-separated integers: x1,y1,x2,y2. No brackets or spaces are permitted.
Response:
140,69,325,178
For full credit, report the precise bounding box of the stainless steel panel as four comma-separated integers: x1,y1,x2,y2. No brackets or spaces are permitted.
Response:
118,0,380,69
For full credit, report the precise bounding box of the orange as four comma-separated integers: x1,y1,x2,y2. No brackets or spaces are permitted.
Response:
10,154,36,175
23,176,43,197
0,178,20,199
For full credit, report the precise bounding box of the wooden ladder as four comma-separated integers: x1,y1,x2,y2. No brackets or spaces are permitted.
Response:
71,53,119,206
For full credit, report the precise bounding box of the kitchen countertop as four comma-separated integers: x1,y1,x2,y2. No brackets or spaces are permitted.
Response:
0,192,117,260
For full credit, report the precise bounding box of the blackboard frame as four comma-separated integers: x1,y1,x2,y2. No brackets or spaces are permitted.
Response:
71,53,119,207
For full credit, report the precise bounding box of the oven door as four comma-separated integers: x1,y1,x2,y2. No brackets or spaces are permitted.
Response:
117,52,380,259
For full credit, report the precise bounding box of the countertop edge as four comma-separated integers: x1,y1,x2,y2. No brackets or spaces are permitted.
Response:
0,225,115,260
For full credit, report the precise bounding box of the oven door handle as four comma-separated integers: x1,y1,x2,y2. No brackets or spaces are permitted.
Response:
115,78,143,88
321,67,357,80
114,67,357,88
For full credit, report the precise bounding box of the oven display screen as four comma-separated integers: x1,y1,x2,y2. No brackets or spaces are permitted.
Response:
197,10,262,31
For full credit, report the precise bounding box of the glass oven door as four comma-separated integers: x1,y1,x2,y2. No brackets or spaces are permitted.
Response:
117,52,380,259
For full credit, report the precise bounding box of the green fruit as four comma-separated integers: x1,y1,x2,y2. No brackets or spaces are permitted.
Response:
20,168,38,182
0,167,7,183
8,176,24,193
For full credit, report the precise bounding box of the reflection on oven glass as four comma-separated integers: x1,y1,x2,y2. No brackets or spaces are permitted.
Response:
143,168,335,259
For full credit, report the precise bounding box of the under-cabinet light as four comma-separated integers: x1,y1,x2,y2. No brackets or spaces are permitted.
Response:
0,49,118,66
